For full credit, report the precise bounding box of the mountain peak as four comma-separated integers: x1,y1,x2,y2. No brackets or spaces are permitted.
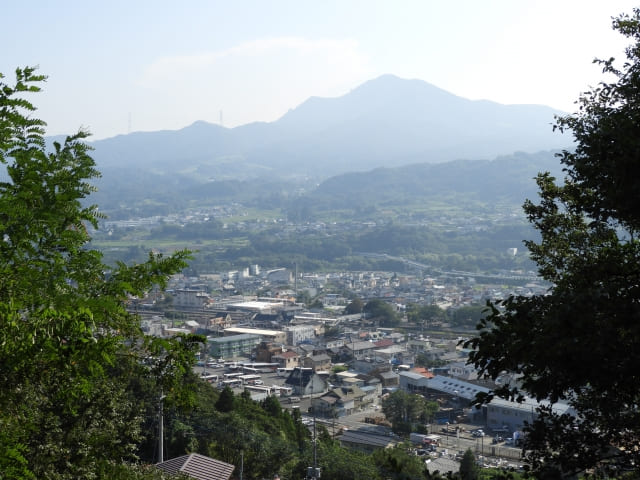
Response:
88,74,569,177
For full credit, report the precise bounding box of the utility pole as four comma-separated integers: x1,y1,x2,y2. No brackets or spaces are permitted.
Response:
158,390,166,463
306,372,320,480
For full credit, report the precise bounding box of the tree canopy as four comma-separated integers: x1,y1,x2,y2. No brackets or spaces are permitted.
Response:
0,67,197,478
364,298,400,327
464,9,640,477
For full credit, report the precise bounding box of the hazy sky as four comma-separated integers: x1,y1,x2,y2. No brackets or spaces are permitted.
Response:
2,1,637,139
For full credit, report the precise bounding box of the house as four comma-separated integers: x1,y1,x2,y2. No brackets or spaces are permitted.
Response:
425,456,460,476
156,453,234,480
302,353,331,372
345,341,377,360
273,350,300,369
207,313,232,332
312,385,367,417
254,341,283,363
376,370,399,388
284,367,326,396
407,337,432,353
447,361,479,381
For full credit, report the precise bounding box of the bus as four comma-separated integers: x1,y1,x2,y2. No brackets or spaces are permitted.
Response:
200,374,218,384
219,379,242,389
238,374,261,384
272,385,293,396
244,385,275,395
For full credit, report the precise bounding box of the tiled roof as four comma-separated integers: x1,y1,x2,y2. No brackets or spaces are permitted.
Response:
346,341,376,351
310,353,331,361
156,453,235,480
411,367,435,378
276,350,299,359
284,367,314,387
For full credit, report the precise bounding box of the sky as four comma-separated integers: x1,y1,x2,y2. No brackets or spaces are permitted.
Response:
2,1,637,140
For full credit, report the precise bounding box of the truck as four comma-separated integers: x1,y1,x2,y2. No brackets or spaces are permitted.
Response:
364,416,392,427
410,433,441,446
410,433,429,444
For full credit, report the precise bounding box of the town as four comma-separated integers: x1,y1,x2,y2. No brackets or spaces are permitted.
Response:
136,266,556,476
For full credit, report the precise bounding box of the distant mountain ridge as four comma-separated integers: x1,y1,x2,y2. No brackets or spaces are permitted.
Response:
86,74,571,180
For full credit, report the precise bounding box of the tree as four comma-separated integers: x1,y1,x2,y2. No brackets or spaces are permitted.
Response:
215,386,236,413
372,446,429,480
459,449,479,480
381,390,434,434
464,9,640,477
364,298,400,327
407,303,446,329
344,297,364,314
0,68,196,478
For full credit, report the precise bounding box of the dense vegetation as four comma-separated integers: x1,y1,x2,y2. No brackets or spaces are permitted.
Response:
0,68,200,479
466,9,640,478
94,220,538,275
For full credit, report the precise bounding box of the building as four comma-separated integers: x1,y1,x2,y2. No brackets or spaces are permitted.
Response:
338,430,397,453
208,333,260,359
398,371,431,395
272,350,300,369
312,385,366,417
156,453,235,480
224,327,286,344
265,268,293,284
413,375,575,432
486,397,573,433
447,361,479,381
174,289,210,309
284,367,326,396
345,341,377,360
285,324,316,345
302,353,332,372
376,370,399,388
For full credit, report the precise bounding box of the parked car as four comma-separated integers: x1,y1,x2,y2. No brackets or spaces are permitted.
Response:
492,436,504,444
472,429,485,437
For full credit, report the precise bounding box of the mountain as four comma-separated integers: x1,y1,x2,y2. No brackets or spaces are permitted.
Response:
88,74,570,180
89,148,564,222
309,150,564,208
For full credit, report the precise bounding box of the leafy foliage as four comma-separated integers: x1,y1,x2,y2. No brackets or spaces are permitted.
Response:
364,298,400,327
464,9,640,477
459,449,479,480
0,68,196,478
344,296,364,314
382,390,439,434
